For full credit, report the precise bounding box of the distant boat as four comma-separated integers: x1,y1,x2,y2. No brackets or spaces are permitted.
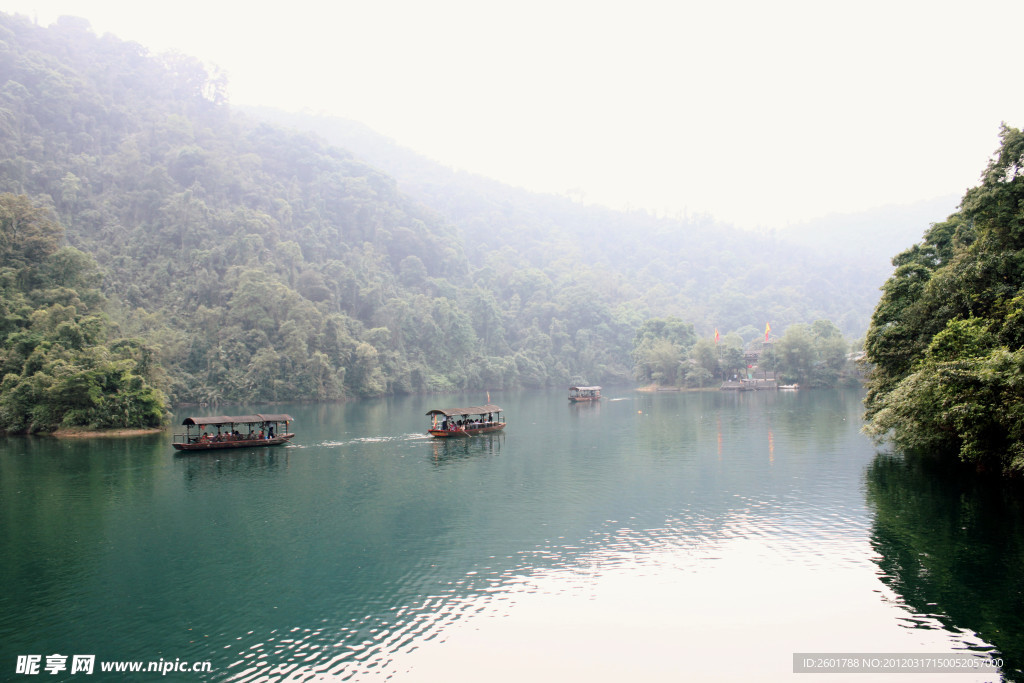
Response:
172,414,295,451
779,384,799,390
427,404,505,438
568,385,601,402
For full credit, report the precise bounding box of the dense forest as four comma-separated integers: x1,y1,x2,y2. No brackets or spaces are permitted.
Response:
864,124,1024,477
0,193,166,431
0,12,873,432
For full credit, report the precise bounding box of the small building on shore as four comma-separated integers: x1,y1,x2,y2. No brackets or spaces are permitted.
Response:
722,370,778,391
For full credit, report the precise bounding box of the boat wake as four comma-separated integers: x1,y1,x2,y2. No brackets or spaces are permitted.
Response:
317,433,429,448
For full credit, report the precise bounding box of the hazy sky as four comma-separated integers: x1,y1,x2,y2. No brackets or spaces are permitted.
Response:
5,0,1023,228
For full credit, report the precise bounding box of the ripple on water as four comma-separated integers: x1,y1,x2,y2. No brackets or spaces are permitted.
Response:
205,490,990,683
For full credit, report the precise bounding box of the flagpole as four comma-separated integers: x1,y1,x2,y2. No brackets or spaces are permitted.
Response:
714,328,721,380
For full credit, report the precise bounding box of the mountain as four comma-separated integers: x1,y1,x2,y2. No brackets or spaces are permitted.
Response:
0,11,944,426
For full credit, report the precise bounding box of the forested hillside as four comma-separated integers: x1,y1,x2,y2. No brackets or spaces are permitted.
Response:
864,125,1024,477
0,193,167,431
0,11,492,415
0,12,877,431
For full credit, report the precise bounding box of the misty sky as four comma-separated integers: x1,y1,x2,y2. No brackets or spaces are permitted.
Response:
5,0,1023,229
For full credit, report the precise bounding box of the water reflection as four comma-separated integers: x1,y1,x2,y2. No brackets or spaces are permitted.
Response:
429,433,504,465
0,433,168,661
177,448,292,487
2,390,1017,682
865,453,1024,680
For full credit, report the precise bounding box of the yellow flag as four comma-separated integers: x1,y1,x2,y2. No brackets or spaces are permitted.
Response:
765,321,771,341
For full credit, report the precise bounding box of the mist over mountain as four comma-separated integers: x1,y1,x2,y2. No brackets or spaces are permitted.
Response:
239,107,955,262
241,106,930,337
773,195,960,262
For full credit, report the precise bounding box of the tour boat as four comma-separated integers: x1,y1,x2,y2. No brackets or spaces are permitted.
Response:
427,404,505,438
568,385,602,402
172,414,295,451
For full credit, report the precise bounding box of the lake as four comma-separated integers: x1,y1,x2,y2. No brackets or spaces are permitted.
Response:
1,387,1020,681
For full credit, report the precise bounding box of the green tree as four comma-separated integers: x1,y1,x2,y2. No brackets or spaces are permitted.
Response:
634,337,684,385
775,324,815,383
718,332,746,380
864,125,1024,475
690,338,720,381
0,193,63,273
631,317,696,386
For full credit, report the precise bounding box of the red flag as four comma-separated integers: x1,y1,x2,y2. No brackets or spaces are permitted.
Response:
714,328,719,344
764,321,771,341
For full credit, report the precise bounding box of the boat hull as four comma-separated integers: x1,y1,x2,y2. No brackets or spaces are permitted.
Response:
428,424,506,438
172,434,295,451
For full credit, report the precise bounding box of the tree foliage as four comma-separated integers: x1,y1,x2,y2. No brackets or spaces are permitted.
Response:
0,193,167,432
864,125,1024,476
766,320,850,387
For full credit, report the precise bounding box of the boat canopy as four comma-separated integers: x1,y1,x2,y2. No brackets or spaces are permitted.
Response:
569,386,601,392
181,414,294,427
425,404,502,418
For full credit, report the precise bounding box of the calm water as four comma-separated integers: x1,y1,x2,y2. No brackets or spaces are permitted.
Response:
1,388,1020,681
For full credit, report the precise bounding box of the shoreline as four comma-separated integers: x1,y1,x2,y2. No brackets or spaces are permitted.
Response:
634,384,718,393
51,427,166,438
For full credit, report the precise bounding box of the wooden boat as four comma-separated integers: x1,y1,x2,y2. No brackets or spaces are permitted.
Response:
172,414,295,451
568,385,601,402
427,404,505,438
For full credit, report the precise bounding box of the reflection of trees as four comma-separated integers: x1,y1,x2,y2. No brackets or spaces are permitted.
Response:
0,435,166,651
865,453,1024,680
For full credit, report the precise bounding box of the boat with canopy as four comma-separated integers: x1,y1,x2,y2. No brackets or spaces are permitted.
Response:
172,414,295,451
568,386,602,402
426,404,505,438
